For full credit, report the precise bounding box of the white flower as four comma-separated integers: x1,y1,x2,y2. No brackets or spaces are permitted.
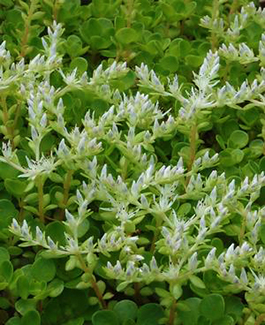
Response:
19,155,57,180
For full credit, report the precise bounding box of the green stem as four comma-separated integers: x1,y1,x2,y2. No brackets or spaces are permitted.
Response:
121,159,128,180
210,0,219,51
59,169,74,220
133,282,142,305
126,0,134,28
150,212,171,253
36,176,45,224
18,199,25,223
186,123,198,185
1,96,15,149
53,0,61,21
238,208,247,245
255,314,265,325
229,0,239,16
76,253,107,309
19,0,38,58
168,299,177,325
13,103,22,133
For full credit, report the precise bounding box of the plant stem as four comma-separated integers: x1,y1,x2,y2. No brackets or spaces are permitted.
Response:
19,0,38,58
238,208,247,245
13,102,21,134
18,199,25,223
210,0,219,51
150,212,171,253
91,278,107,309
255,314,265,325
1,96,15,149
169,299,177,325
59,169,74,220
126,0,134,28
121,159,128,180
188,124,197,169
76,253,107,309
53,0,60,21
229,0,239,16
133,282,142,305
186,123,198,185
36,176,45,224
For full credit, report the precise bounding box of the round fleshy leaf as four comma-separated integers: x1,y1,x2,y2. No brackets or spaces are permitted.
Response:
92,310,119,325
115,27,139,44
113,300,138,322
31,257,56,282
228,130,249,149
21,310,40,325
200,294,225,321
137,303,164,325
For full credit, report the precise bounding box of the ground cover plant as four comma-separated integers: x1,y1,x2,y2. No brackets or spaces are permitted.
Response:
1,0,265,324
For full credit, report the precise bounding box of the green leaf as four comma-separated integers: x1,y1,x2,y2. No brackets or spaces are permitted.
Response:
219,149,236,167
80,18,102,44
115,28,139,44
197,316,211,325
0,297,11,309
185,55,204,68
31,257,56,282
0,260,13,283
203,271,228,292
212,315,234,325
21,310,40,325
77,219,90,238
200,294,225,321
6,317,21,325
64,317,84,325
220,119,239,140
70,57,88,74
92,310,119,325
189,275,206,289
159,56,179,73
0,247,10,264
249,139,264,157
17,275,30,300
172,284,183,300
113,300,138,322
178,39,192,57
139,287,153,296
40,134,56,153
0,199,17,224
178,203,191,217
4,178,27,197
155,287,170,298
211,238,224,256
117,281,129,292
123,320,136,325
15,299,37,316
0,162,20,180
47,279,64,297
0,0,13,6
231,149,244,164
260,224,265,244
224,296,244,322
177,298,201,325
137,304,164,325
175,301,191,312
216,135,226,149
228,130,249,149
45,221,66,246
237,107,259,126
66,35,83,57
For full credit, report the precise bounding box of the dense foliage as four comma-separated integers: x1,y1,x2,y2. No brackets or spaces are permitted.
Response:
1,0,265,324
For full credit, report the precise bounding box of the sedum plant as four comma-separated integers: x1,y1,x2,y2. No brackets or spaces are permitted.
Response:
0,1,265,325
